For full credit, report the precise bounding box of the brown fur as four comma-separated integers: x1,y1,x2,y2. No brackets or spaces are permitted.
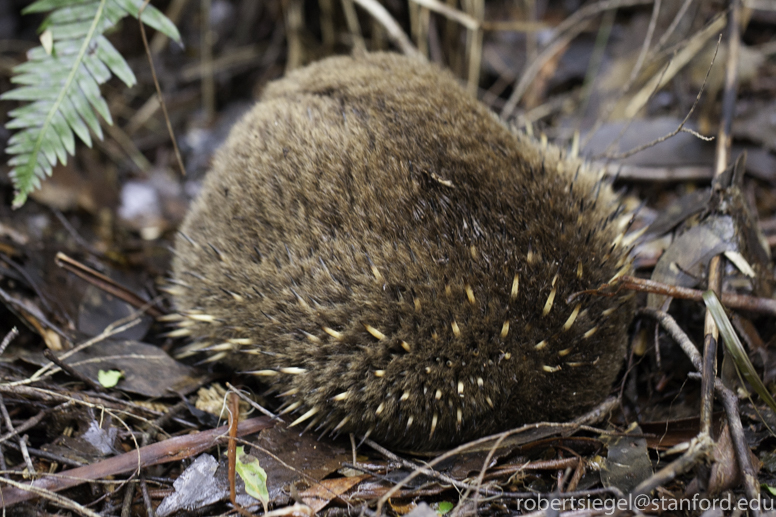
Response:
171,52,633,450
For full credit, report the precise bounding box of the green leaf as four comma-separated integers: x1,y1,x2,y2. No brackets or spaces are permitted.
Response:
70,87,104,138
703,290,776,414
113,0,181,43
50,110,75,156
3,0,181,208
762,484,776,497
435,501,454,515
2,86,60,101
94,35,135,86
98,369,123,388
48,4,103,24
235,446,269,512
25,0,95,15
83,52,112,83
59,97,93,146
41,126,63,165
75,65,112,122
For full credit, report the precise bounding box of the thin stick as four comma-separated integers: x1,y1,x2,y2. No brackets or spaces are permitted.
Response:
501,0,655,119
417,6,430,57
0,395,36,473
631,432,714,497
0,327,18,356
654,0,695,52
55,252,165,319
228,392,239,507
341,0,367,51
701,0,741,445
701,255,721,436
226,383,277,419
43,349,105,392
282,0,304,70
138,0,187,177
716,3,741,174
638,309,702,370
351,0,424,60
639,308,761,511
464,0,483,96
623,12,727,119
548,0,652,45
599,0,663,156
319,0,335,48
469,433,507,516
704,0,756,507
525,0,537,66
413,0,478,30
500,23,585,118
603,34,720,161
120,479,136,517
139,471,155,517
0,476,102,517
582,275,776,317
363,438,499,496
715,379,761,514
0,418,271,506
201,0,215,122
374,408,618,515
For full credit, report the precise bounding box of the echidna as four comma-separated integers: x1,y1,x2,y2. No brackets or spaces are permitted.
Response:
169,52,634,451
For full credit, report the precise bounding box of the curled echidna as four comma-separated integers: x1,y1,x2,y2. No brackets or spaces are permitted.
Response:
169,52,634,450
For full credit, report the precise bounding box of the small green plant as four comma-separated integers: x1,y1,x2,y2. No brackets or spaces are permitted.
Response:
97,369,123,387
2,0,181,208
235,446,269,513
703,290,776,414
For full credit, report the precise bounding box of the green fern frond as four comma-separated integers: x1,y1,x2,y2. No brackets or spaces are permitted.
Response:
2,0,181,208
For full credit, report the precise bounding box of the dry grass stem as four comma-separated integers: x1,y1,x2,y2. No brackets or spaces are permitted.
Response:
352,0,423,59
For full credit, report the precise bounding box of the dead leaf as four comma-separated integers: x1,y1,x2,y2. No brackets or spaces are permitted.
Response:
298,474,369,513
600,425,652,493
18,338,208,397
249,425,351,504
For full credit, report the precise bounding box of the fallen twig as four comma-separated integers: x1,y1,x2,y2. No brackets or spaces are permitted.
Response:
0,416,272,507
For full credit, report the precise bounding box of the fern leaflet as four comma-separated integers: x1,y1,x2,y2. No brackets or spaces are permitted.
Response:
2,0,181,208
